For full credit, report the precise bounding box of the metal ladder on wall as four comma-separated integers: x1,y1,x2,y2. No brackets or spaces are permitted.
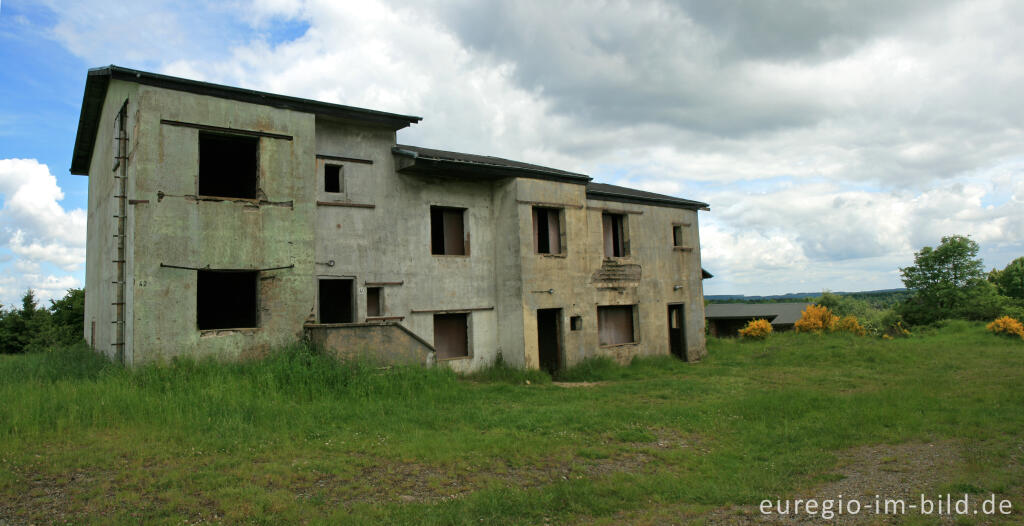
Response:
111,102,128,364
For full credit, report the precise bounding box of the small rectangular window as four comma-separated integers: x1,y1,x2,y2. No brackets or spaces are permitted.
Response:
598,305,635,346
602,213,627,257
324,164,342,193
198,132,258,199
570,316,583,331
434,313,469,359
366,287,382,317
673,225,684,247
430,206,467,255
197,270,258,330
319,279,355,323
533,207,562,254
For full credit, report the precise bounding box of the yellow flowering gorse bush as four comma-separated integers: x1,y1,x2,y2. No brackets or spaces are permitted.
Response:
738,318,773,340
794,304,838,334
836,315,867,336
986,316,1024,339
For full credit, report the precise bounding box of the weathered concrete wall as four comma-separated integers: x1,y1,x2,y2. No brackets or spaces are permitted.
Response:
127,85,317,364
315,120,504,374
513,177,707,368
84,80,138,363
85,80,705,370
583,197,707,363
514,179,591,369
492,178,526,368
305,322,434,365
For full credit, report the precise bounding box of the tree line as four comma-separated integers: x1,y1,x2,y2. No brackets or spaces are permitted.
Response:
709,235,1023,335
0,289,84,354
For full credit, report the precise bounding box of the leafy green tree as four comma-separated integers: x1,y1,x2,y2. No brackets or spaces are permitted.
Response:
898,235,996,324
0,288,85,353
989,257,1024,300
48,288,86,347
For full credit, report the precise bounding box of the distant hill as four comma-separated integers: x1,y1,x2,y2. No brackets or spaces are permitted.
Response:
706,288,909,305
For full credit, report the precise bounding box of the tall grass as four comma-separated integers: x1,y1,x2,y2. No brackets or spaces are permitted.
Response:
0,342,461,441
1,322,1021,524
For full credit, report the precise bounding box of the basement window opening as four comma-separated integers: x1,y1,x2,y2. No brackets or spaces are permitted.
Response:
324,164,342,193
319,278,355,323
533,207,562,254
198,132,259,199
434,313,469,359
598,305,635,346
430,206,467,255
602,213,628,257
197,270,258,330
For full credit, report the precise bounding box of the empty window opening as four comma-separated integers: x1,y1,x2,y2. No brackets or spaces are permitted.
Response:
537,308,562,374
366,287,382,317
533,207,562,254
430,206,467,255
198,132,258,199
570,316,583,331
673,225,684,247
602,213,627,257
324,164,342,193
197,270,258,330
598,305,635,346
434,313,469,359
319,279,355,323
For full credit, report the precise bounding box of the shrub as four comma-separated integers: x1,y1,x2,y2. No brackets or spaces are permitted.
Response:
986,316,1024,339
835,315,867,336
738,318,773,340
794,304,838,334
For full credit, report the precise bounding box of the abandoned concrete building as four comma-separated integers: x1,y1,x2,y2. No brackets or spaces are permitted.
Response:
72,65,710,372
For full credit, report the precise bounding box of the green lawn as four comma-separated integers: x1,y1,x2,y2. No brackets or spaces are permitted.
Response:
1,321,1022,524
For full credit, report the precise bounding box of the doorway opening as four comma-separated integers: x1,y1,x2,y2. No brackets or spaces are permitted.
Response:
537,308,562,374
668,304,687,360
319,279,354,323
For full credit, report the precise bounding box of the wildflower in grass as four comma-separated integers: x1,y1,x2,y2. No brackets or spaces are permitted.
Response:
986,316,1024,339
738,318,772,340
794,304,838,334
836,315,867,336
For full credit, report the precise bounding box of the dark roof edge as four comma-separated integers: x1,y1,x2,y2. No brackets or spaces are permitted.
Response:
392,146,592,185
105,65,421,127
586,187,710,211
70,69,111,175
71,65,423,175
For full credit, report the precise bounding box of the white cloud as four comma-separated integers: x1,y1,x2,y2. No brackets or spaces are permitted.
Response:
700,174,1024,294
32,0,1024,296
0,272,81,309
0,159,86,305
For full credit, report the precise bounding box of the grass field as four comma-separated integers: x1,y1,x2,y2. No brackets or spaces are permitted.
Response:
1,321,1022,524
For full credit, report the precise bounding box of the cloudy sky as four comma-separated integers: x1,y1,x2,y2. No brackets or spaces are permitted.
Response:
0,0,1022,305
